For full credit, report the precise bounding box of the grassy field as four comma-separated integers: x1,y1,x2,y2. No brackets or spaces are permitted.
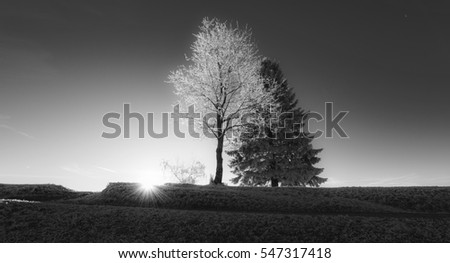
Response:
1,183,450,242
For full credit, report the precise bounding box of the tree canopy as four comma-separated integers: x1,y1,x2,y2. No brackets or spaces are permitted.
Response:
168,18,274,184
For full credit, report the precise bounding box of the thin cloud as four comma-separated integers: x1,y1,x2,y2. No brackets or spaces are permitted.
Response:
61,164,118,177
94,166,117,173
60,164,93,176
17,131,35,139
0,124,35,139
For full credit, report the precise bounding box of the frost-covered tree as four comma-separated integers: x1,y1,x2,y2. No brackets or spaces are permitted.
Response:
161,160,206,184
228,59,326,187
168,18,273,184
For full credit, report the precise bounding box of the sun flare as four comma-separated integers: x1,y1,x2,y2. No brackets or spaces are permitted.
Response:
138,174,166,191
140,180,157,192
134,174,168,203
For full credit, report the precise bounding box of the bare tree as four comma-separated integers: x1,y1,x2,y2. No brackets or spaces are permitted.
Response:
168,18,274,184
161,160,206,184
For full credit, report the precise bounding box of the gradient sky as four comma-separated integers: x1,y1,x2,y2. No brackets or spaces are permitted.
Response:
1,0,449,190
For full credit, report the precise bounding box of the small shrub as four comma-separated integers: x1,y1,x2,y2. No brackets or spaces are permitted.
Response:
161,160,206,184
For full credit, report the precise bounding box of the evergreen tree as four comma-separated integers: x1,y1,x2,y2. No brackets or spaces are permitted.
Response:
228,58,326,187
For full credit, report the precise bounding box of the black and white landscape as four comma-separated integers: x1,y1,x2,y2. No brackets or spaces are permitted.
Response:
0,1,449,242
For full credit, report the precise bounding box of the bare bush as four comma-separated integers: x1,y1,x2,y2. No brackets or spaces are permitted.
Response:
161,160,206,184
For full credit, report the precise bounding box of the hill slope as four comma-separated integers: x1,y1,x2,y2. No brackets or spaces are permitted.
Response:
72,183,450,214
0,184,91,201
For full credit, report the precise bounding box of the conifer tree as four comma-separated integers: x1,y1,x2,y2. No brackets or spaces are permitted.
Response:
228,58,326,187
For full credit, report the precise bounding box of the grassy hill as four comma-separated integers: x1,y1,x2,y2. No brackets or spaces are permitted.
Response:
72,183,450,214
0,184,91,201
1,183,450,242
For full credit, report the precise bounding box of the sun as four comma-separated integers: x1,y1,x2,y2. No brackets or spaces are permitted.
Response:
139,177,158,192
134,174,169,203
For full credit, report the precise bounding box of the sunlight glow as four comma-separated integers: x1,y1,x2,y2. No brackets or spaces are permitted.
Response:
134,174,168,203
140,179,157,192
138,173,166,191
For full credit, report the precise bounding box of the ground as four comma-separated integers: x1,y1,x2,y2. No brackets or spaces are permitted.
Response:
1,183,450,242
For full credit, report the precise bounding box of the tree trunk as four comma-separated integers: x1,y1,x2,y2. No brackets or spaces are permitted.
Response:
214,135,224,184
214,111,224,184
271,178,279,187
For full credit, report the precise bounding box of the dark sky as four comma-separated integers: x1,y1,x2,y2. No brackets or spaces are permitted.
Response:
1,0,449,190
